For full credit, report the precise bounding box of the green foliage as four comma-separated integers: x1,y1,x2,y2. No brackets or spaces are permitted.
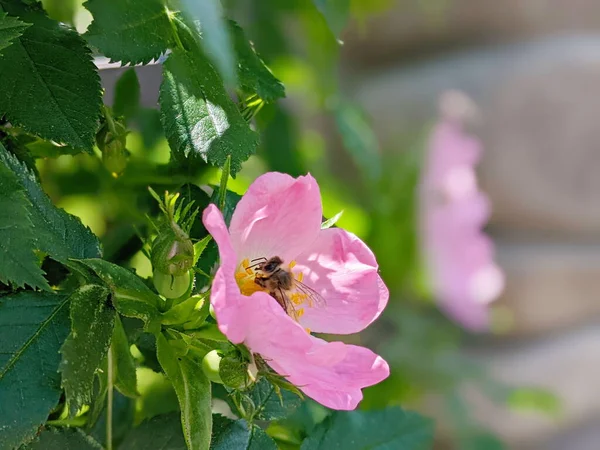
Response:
157,332,213,450
334,100,381,182
301,407,434,450
506,387,561,416
0,0,102,151
211,415,278,450
0,146,101,263
113,68,141,122
180,0,235,85
312,0,350,38
22,427,103,449
60,284,115,415
119,413,186,450
161,294,208,327
0,11,29,52
0,159,48,289
111,315,139,398
230,378,302,422
73,258,162,328
0,292,70,449
160,47,259,175
230,21,285,102
84,0,175,65
0,0,515,448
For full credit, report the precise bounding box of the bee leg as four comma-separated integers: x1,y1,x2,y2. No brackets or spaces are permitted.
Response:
277,287,289,314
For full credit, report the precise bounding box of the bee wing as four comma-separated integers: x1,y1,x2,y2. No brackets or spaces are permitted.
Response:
275,287,303,321
292,279,327,309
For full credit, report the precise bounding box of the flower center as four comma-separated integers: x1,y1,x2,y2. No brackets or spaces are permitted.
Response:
234,258,311,321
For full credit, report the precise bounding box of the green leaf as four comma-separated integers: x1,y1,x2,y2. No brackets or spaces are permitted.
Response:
301,407,434,450
74,258,162,328
246,378,302,421
22,427,103,449
180,0,235,85
312,0,350,39
60,284,115,415
160,47,259,176
25,138,81,158
0,0,102,151
192,235,212,267
156,333,212,450
257,105,305,177
89,389,136,446
211,415,277,450
111,314,139,398
119,413,186,450
229,21,284,102
218,355,248,390
113,67,141,121
161,294,207,327
506,387,561,416
209,188,241,227
0,145,101,263
321,210,344,229
0,160,48,289
0,11,29,52
333,100,381,181
0,292,70,450
84,0,175,65
40,0,80,24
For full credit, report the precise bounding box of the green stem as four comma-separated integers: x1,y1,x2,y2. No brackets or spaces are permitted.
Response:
218,155,231,210
46,417,87,427
106,347,114,450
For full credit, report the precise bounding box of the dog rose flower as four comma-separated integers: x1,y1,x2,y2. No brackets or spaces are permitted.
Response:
419,93,504,331
202,172,389,410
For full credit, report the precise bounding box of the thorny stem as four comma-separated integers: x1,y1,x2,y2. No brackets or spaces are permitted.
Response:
106,347,114,450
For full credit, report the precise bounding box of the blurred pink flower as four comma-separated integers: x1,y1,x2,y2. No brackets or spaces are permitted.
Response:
420,95,504,331
202,172,389,410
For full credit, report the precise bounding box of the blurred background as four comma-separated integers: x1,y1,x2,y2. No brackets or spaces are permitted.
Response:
37,0,600,449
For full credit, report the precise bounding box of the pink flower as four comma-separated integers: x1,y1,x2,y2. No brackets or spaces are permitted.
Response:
202,172,389,410
420,97,504,331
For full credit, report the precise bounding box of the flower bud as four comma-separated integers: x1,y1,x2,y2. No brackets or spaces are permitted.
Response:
151,227,194,277
202,350,223,384
153,269,191,299
96,120,128,176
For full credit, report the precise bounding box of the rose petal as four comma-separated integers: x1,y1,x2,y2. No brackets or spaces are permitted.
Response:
293,228,388,334
203,204,246,343
427,231,500,331
423,122,481,186
228,172,322,263
269,337,390,410
239,298,389,410
419,117,504,331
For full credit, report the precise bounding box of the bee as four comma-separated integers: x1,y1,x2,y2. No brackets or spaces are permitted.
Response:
251,256,325,318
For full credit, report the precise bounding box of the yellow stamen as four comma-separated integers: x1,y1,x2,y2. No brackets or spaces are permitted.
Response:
245,267,253,275
239,278,263,296
305,328,311,334
296,308,305,318
297,272,304,283
289,260,296,270
242,258,250,269
235,272,247,281
290,293,304,305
